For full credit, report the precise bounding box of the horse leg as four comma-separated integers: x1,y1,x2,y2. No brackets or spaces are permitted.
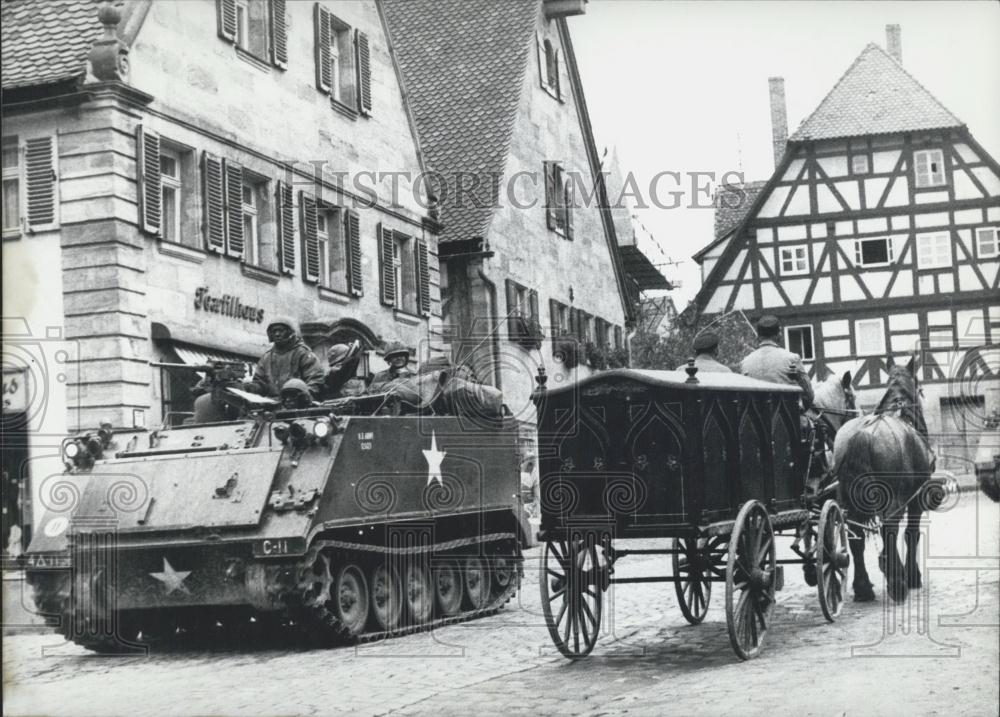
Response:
882,518,908,603
849,531,875,601
905,501,923,589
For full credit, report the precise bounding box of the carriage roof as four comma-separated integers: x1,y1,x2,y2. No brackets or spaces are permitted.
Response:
542,368,803,398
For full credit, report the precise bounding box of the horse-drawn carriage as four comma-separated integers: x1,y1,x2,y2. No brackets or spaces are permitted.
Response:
532,364,852,660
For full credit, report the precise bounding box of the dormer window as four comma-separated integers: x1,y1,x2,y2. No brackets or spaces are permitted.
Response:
536,33,563,101
914,149,945,188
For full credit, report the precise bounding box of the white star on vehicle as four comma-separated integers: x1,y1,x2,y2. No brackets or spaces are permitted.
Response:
423,432,447,486
149,557,192,595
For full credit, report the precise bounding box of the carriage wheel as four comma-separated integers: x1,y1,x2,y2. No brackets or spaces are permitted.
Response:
334,564,370,637
540,538,603,659
672,537,712,625
434,562,464,617
725,500,776,660
816,500,850,622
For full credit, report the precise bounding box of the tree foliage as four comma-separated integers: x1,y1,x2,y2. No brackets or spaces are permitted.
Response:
631,309,759,371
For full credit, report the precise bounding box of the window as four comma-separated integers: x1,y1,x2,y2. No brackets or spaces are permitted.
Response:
316,209,348,293
914,149,945,188
159,148,182,244
855,318,886,356
379,225,428,314
916,232,952,269
536,33,563,100
544,161,573,238
315,6,370,115
218,0,286,68
235,0,267,58
850,155,870,175
779,246,809,275
326,15,355,106
785,325,814,361
976,227,999,259
506,279,540,348
240,175,276,270
595,318,609,348
854,237,893,267
544,40,559,94
391,232,417,313
2,137,19,234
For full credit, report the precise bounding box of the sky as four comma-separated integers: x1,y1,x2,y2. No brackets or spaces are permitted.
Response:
569,0,1000,306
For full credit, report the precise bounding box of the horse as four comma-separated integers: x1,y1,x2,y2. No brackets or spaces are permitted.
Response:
834,356,934,603
812,370,858,440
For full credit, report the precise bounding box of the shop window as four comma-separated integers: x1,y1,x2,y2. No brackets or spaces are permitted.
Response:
975,227,999,259
854,237,893,267
2,137,19,236
916,232,952,269
779,246,809,275
785,325,814,361
914,149,945,188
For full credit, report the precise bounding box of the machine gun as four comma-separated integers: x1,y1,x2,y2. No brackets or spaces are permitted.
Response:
151,360,262,420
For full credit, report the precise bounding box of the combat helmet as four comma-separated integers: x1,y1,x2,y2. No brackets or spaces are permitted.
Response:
279,378,313,408
383,341,410,362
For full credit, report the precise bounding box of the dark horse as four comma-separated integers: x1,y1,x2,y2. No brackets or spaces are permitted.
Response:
834,356,934,603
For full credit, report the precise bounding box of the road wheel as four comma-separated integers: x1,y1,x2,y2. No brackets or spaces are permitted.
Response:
369,563,402,632
434,562,464,617
816,500,850,622
725,500,776,660
404,562,433,625
672,536,712,625
462,556,490,610
334,564,369,637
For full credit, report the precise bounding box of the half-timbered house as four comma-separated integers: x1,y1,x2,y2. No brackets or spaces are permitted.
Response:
691,29,1000,470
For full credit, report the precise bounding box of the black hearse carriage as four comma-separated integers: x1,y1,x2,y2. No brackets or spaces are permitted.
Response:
533,365,849,660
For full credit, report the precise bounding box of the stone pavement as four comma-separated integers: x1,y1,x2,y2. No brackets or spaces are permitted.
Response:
3,492,998,717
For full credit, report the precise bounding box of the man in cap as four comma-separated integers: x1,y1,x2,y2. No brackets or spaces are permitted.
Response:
366,341,413,393
740,315,814,407
245,317,325,401
676,332,732,373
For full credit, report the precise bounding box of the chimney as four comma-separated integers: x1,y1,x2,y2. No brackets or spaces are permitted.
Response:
768,77,788,170
886,24,902,63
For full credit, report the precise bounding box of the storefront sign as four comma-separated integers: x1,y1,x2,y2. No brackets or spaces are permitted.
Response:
194,287,265,323
2,369,27,414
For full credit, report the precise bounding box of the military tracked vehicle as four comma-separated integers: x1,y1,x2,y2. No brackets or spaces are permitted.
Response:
24,370,525,652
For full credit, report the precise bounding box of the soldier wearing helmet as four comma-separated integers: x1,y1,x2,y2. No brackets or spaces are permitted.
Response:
279,378,316,410
367,341,413,393
324,340,366,398
244,317,325,401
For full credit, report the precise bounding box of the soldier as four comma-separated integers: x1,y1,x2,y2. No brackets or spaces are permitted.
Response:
367,341,413,393
740,315,814,407
676,331,732,373
324,341,367,399
279,378,316,410
245,317,326,401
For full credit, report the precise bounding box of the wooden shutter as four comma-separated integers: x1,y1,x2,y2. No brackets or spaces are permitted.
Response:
223,161,244,258
135,126,161,235
201,152,226,252
555,49,563,100
299,192,320,283
314,3,331,93
544,162,556,230
24,136,58,232
355,30,372,115
416,239,431,316
217,0,236,42
505,279,520,339
563,181,574,240
378,223,395,306
614,325,623,350
344,209,363,296
535,32,546,90
276,180,295,274
549,299,561,341
269,0,288,68
528,290,539,341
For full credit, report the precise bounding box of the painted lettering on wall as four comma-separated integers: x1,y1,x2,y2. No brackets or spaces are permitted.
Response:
194,287,265,323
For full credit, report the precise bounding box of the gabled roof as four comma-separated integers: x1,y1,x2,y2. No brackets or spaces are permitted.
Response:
789,43,963,142
691,181,766,263
381,0,539,244
1,0,100,90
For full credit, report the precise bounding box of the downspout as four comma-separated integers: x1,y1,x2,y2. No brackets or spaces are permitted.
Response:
477,268,503,389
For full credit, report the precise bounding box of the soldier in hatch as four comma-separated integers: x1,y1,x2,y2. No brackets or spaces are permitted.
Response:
324,341,368,399
676,332,732,373
740,315,813,407
366,341,413,393
244,317,326,401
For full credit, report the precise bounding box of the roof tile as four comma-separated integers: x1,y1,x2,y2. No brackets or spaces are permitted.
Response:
1,0,101,90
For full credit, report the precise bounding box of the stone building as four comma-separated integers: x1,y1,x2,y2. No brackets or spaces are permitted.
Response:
1,0,440,550
690,27,1000,471
382,0,636,442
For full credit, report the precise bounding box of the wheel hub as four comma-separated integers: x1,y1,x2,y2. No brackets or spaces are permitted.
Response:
749,567,772,590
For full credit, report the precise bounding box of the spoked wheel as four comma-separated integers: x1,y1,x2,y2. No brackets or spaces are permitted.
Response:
434,562,464,617
334,564,369,637
404,562,434,625
725,500,777,660
369,563,403,632
462,556,490,610
672,536,712,625
539,538,603,659
816,500,850,622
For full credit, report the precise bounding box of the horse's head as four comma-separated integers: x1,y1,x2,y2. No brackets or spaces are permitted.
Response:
812,370,857,433
879,355,928,436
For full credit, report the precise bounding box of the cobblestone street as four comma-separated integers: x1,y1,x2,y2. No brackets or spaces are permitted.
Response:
3,492,997,717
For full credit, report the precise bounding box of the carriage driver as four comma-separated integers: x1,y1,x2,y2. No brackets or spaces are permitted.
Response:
740,315,813,407
675,331,732,373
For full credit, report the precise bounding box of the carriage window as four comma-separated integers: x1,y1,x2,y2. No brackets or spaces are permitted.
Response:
854,318,886,356
785,325,814,361
854,237,893,267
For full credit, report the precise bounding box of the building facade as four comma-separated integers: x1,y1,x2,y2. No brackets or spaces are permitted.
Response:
383,0,635,444
1,0,441,552
691,31,1000,471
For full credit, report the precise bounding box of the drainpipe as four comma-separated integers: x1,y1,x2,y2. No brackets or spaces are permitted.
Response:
477,268,503,389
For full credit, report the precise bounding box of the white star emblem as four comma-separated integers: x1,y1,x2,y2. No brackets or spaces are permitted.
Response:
422,431,447,486
149,557,192,595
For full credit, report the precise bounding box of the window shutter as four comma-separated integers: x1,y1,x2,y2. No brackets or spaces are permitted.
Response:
563,182,574,240
344,209,363,296
201,152,226,253
269,0,288,69
355,30,372,115
614,326,623,349
217,0,236,42
544,162,556,230
378,223,396,306
24,136,58,232
314,3,331,93
276,180,295,274
135,126,161,236
299,192,320,283
555,49,563,100
223,161,244,258
416,239,431,316
535,32,546,90
505,279,520,339
549,299,561,341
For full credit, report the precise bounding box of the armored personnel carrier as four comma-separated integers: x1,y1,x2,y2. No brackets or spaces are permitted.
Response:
24,369,525,652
